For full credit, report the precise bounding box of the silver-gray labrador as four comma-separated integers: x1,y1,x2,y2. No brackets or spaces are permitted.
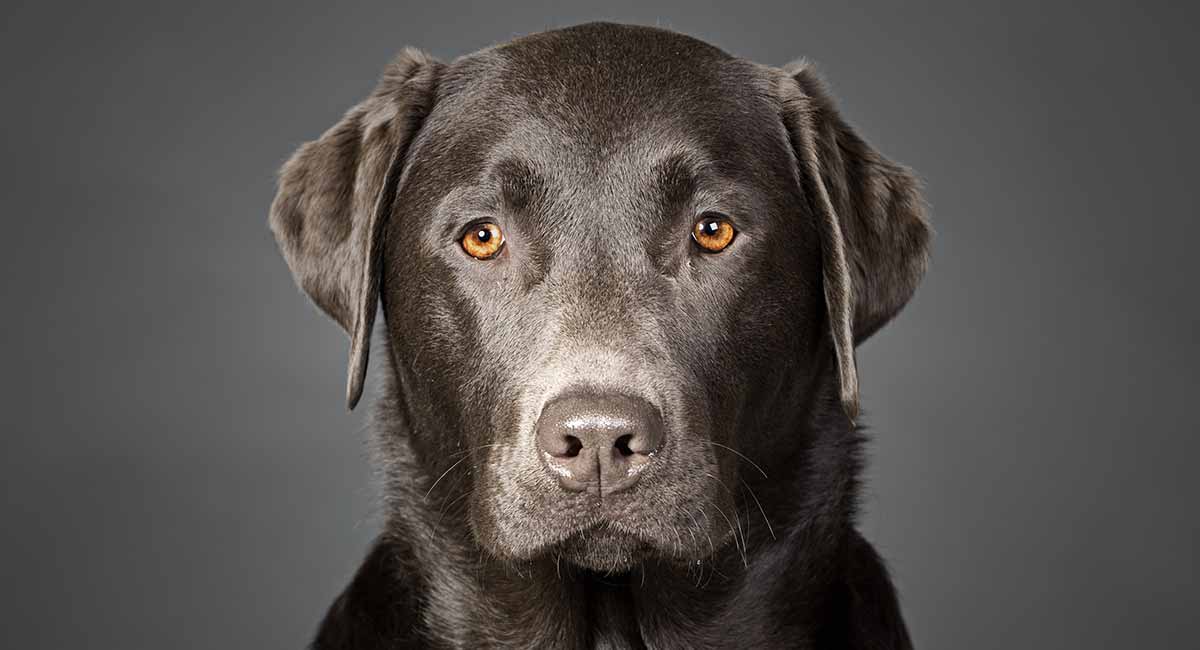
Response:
271,22,930,649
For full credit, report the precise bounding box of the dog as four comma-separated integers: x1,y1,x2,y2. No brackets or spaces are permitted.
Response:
270,22,930,649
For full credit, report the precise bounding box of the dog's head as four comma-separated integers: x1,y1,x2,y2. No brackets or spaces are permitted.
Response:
270,23,928,573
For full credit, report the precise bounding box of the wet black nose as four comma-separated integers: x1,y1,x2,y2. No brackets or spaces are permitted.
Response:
535,392,664,495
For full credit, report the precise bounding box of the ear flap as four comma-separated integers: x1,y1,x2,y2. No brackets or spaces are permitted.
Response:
269,48,440,409
776,62,932,420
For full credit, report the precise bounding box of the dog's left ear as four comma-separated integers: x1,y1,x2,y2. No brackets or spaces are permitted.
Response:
270,48,441,409
775,62,932,421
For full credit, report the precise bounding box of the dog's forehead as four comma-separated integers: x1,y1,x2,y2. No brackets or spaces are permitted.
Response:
483,22,736,121
465,24,771,142
411,25,788,222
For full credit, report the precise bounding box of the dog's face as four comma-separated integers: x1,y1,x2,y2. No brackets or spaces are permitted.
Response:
384,35,825,571
270,24,929,573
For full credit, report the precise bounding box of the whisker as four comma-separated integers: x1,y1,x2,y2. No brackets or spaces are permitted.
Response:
701,441,769,479
698,510,717,559
682,506,702,553
703,472,749,558
434,487,475,528
437,459,473,500
741,477,776,540
424,442,515,502
710,501,748,568
444,442,508,461
669,521,684,557
424,455,471,501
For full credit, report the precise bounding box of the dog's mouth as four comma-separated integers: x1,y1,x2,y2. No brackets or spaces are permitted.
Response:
477,486,738,573
555,524,657,573
539,493,738,573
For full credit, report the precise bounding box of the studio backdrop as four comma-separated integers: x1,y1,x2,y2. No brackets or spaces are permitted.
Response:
1,1,1197,648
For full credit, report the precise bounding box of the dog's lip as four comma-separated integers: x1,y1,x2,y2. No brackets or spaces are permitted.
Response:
511,500,660,554
561,507,668,546
560,522,654,550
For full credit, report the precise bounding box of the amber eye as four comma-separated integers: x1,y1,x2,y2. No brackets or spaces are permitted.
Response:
692,213,736,253
461,222,505,259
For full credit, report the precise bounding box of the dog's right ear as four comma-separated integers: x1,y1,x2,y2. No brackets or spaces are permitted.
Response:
269,48,440,410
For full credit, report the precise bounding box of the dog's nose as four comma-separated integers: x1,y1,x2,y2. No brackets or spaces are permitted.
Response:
535,393,664,494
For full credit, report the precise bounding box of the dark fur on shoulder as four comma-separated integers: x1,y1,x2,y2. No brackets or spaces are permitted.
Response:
270,22,929,649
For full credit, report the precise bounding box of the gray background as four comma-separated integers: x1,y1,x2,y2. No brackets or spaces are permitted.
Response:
2,1,1197,648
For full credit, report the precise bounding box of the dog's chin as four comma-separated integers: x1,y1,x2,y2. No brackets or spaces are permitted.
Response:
556,527,654,574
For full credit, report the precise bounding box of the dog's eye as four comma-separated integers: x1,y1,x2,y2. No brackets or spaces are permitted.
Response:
461,222,505,260
692,213,736,253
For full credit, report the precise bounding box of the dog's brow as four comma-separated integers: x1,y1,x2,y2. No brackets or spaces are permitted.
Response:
651,151,706,208
490,157,548,212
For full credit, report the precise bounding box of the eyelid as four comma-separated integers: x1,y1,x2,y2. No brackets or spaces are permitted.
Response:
696,209,738,226
458,218,497,240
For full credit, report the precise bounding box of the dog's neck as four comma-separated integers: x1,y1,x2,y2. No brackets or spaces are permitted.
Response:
360,352,865,648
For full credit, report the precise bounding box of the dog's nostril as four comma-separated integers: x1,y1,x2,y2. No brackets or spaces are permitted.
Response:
614,434,634,457
564,435,583,458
